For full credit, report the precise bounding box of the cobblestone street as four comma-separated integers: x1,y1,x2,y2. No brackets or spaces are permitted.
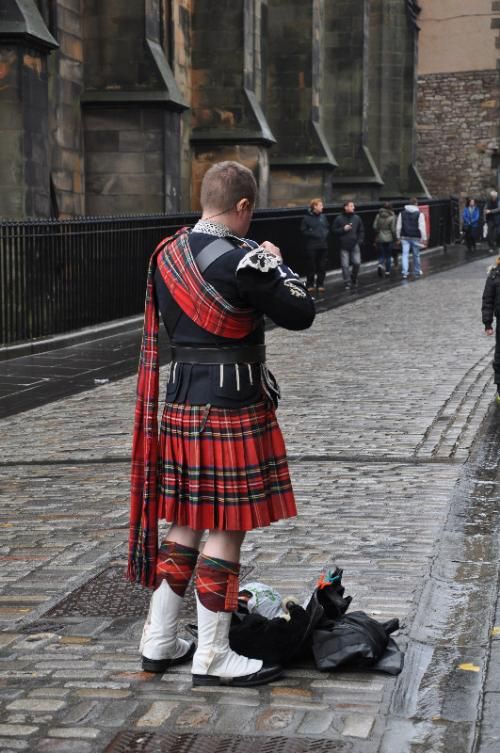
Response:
0,256,499,753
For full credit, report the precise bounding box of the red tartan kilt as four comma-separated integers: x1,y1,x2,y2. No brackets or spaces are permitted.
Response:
157,400,297,531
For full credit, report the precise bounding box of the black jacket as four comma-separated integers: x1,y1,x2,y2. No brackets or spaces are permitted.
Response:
331,212,365,251
485,198,500,228
300,210,330,251
155,231,316,406
482,266,500,328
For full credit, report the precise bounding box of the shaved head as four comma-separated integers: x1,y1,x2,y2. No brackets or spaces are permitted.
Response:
200,161,257,213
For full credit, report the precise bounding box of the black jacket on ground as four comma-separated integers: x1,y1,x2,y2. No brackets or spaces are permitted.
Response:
300,210,330,250
331,212,365,251
482,266,500,328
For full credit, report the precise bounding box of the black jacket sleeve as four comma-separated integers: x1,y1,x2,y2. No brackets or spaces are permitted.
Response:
235,248,315,331
331,216,345,236
482,273,497,328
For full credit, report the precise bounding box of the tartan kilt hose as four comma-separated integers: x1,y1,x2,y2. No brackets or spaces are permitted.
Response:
157,400,297,531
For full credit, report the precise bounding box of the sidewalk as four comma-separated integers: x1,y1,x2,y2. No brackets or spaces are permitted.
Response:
0,254,499,753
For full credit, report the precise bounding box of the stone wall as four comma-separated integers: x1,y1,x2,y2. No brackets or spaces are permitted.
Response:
0,0,427,218
46,0,85,217
266,0,336,207
171,0,193,210
0,45,52,217
323,0,366,178
81,0,187,215
416,70,499,198
190,0,273,209
368,0,419,197
82,108,169,216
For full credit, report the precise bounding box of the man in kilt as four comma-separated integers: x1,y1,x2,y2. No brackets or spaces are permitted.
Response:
128,161,315,687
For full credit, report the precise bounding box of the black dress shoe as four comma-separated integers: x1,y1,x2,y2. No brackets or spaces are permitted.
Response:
192,662,283,687
142,640,195,673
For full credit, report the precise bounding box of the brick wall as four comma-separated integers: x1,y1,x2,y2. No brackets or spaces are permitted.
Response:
416,70,499,198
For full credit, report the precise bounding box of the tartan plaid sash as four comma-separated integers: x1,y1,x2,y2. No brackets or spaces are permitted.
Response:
127,229,258,587
157,230,257,338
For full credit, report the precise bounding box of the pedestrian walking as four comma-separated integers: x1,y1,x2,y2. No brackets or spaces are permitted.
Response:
462,197,480,252
300,198,330,294
484,190,500,254
396,198,428,279
373,202,397,277
482,255,500,403
127,161,315,688
331,200,365,290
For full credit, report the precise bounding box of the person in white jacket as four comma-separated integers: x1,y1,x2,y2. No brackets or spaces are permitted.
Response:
396,198,428,279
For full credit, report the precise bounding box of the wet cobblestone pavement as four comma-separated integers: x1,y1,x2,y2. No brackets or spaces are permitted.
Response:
0,255,499,752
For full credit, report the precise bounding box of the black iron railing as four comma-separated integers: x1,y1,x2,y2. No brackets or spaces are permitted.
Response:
0,198,455,346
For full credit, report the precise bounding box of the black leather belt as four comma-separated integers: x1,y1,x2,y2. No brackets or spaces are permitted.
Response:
170,345,266,364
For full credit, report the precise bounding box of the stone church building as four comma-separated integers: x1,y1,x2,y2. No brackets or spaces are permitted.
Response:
0,0,498,219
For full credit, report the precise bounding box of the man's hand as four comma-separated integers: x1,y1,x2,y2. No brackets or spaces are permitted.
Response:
485,327,494,336
344,224,352,231
260,241,283,262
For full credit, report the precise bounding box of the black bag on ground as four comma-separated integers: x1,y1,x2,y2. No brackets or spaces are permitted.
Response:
225,568,404,675
229,597,324,665
312,611,397,671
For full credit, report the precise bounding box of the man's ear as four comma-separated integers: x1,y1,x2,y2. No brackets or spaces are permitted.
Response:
236,198,251,213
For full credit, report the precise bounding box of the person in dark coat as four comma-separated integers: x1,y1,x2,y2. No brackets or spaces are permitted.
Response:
484,190,500,254
462,198,480,252
373,203,397,276
482,255,500,402
128,160,316,688
300,198,330,294
331,200,365,290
